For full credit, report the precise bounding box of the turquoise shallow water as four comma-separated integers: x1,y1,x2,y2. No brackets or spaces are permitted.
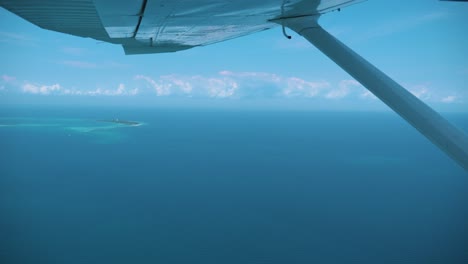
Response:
0,106,467,263
0,117,143,143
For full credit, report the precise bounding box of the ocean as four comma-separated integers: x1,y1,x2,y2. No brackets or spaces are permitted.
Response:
1,106,467,264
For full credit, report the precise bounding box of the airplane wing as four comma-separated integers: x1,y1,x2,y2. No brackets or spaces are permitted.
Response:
0,0,362,54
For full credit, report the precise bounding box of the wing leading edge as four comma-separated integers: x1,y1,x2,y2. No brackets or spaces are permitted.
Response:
0,0,362,54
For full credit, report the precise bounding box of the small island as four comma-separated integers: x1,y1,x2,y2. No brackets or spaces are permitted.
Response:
97,119,140,126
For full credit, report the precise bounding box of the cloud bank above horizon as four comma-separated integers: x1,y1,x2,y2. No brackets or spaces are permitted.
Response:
0,71,461,107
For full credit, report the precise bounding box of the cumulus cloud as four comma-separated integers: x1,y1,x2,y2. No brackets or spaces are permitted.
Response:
135,74,240,97
135,71,334,98
63,83,138,96
5,71,369,100
204,77,238,98
22,83,61,94
161,75,193,94
219,70,281,83
283,77,329,97
135,75,172,96
326,79,361,99
360,90,377,99
20,81,138,96
14,71,459,104
188,75,239,98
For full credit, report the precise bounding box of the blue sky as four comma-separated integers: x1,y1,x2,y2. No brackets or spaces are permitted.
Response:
1,0,467,111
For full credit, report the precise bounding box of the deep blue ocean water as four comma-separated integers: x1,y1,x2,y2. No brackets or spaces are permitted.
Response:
1,106,467,264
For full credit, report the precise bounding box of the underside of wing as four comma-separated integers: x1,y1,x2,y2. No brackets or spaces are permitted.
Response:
0,0,363,54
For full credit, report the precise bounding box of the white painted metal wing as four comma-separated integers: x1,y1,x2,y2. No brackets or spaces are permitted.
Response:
0,0,361,54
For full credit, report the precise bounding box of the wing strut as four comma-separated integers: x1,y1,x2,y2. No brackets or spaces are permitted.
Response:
281,16,468,171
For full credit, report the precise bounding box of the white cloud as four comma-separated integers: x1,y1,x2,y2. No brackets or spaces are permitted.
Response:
12,72,461,105
20,81,137,96
283,77,329,97
135,75,171,96
204,77,238,98
360,90,377,100
4,72,358,99
63,83,138,96
216,71,330,98
161,75,193,94
326,79,361,99
441,95,456,103
22,83,61,94
134,71,334,99
135,74,240,98
325,79,368,99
